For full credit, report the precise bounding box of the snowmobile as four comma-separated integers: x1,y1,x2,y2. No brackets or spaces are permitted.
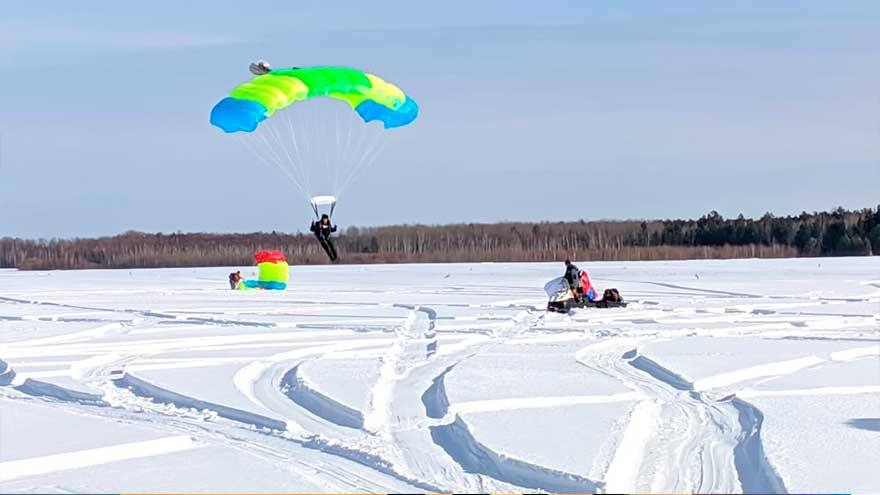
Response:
545,277,627,314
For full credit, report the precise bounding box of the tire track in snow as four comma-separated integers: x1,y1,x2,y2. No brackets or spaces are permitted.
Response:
0,295,176,320
363,305,438,436
115,372,287,430
422,361,603,493
361,305,517,492
577,340,786,493
1,369,416,492
232,339,393,436
430,416,601,493
87,371,433,492
601,399,661,492
224,326,448,491
45,380,422,492
395,307,604,493
280,365,364,429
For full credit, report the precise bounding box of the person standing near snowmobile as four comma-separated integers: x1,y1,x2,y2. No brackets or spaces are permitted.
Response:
310,214,339,261
563,259,583,301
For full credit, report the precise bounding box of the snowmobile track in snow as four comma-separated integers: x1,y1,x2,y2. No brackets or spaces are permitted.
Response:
2,259,877,492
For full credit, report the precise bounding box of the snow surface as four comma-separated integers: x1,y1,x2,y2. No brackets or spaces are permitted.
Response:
0,258,878,493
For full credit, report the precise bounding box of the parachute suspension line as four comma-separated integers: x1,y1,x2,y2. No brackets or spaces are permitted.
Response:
338,132,387,196
265,117,312,199
323,106,332,197
247,132,299,191
238,134,308,200
252,131,309,199
281,113,313,197
331,108,340,194
344,110,377,191
335,116,381,194
233,98,396,209
333,105,349,195
263,116,301,189
332,106,342,195
291,112,314,196
338,125,388,194
341,108,355,193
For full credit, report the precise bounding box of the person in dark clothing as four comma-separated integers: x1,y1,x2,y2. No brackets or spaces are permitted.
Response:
310,214,337,239
563,259,583,301
228,270,242,289
310,214,339,261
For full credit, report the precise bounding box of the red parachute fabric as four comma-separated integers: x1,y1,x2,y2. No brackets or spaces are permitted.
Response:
255,250,287,264
580,270,598,302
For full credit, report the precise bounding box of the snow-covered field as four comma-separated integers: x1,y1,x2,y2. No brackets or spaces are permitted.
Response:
1,258,878,493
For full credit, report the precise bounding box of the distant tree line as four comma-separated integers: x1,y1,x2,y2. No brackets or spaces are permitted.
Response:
1,206,877,270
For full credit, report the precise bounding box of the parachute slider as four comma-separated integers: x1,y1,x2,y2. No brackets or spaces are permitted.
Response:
249,60,271,75
310,195,337,218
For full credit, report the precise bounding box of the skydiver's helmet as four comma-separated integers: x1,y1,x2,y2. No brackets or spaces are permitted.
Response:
321,214,330,225
249,60,271,75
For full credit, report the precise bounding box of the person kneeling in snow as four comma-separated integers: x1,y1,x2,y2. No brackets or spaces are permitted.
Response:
228,270,243,290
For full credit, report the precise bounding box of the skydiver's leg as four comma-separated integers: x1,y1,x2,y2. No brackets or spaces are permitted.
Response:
317,237,334,261
326,238,338,262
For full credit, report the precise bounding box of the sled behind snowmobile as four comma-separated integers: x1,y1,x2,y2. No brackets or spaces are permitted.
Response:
546,299,628,314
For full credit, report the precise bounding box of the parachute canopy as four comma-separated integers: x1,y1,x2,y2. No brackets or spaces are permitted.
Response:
254,249,286,264
211,66,419,133
240,250,289,290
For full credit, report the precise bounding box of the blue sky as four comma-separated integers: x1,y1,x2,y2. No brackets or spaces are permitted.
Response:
1,1,878,238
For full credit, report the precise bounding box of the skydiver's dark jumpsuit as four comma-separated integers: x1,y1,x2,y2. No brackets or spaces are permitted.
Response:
310,216,338,261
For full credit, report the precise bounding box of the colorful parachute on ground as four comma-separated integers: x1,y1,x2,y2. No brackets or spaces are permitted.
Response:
210,66,419,133
240,250,289,290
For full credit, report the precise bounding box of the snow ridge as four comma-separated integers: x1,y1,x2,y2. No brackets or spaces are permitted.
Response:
281,365,364,429
0,357,15,386
116,372,288,431
421,364,455,419
430,415,601,493
16,378,107,406
730,398,787,493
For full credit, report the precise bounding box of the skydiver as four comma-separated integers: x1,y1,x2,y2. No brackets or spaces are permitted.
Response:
310,214,339,261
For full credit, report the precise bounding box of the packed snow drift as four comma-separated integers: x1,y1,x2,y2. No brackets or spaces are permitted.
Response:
0,257,878,493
